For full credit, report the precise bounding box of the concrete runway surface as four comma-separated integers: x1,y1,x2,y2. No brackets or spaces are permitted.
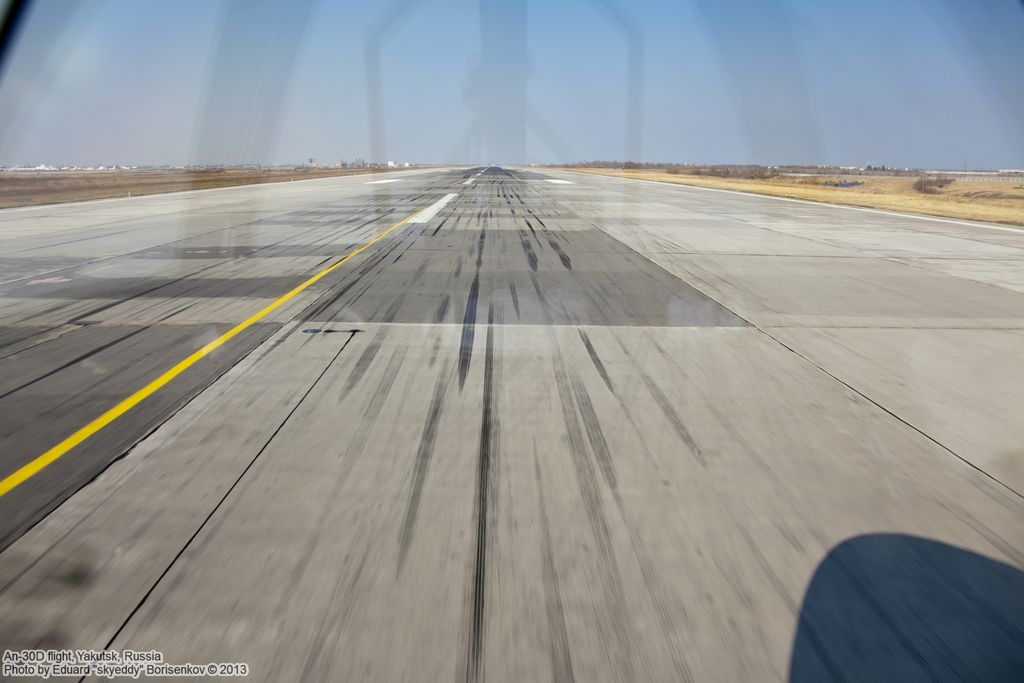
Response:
0,167,1022,681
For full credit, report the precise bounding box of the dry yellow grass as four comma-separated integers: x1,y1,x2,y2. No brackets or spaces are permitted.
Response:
565,168,1024,226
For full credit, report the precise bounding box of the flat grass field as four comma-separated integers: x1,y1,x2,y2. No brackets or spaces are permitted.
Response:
565,168,1024,226
0,166,411,208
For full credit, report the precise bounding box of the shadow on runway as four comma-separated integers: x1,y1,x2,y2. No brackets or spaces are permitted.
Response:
789,533,1024,682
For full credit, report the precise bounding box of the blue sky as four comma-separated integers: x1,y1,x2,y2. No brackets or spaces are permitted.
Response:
0,0,1022,168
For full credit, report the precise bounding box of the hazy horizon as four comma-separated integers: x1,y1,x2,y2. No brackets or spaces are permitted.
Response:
0,0,1022,170
3,162,1022,173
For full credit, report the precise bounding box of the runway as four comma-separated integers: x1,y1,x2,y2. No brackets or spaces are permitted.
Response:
0,166,1022,681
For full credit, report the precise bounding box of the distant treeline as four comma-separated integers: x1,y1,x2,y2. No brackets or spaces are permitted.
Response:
558,161,928,179
560,161,788,179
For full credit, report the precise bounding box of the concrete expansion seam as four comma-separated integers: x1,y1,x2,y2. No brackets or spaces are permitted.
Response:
99,327,361,652
577,215,1024,504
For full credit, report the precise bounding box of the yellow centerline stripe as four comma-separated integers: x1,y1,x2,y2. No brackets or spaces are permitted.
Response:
0,207,425,497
